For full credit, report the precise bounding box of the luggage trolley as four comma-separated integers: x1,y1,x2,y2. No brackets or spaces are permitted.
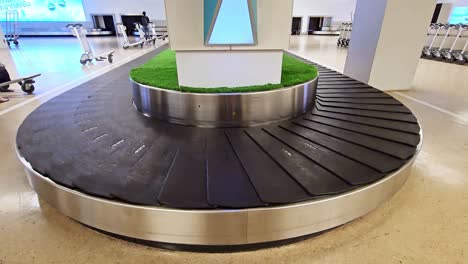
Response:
344,23,352,47
66,24,114,65
337,23,347,47
117,23,145,49
149,22,167,42
422,23,442,58
451,25,468,65
0,62,41,94
4,10,19,46
337,23,352,48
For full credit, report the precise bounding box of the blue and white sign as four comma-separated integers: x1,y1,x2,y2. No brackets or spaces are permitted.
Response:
0,0,86,22
204,0,257,45
449,7,468,25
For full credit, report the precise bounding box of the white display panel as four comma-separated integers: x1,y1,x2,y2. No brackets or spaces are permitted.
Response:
0,0,86,22
449,7,468,24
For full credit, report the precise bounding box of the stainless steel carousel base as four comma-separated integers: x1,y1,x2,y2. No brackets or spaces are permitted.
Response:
17,148,417,246
131,77,318,128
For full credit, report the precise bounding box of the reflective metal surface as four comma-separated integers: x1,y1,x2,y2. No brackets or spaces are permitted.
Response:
132,77,318,128
17,139,420,246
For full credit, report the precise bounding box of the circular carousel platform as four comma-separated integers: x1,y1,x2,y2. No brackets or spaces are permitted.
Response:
16,47,421,247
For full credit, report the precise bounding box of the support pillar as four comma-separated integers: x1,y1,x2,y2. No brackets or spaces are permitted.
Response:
164,0,293,88
344,0,436,91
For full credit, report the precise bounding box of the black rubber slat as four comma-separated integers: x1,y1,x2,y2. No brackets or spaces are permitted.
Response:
318,78,357,82
264,127,384,185
317,88,380,93
316,104,418,123
318,97,402,105
318,83,373,89
316,101,412,113
318,81,364,86
319,73,345,77
317,93,391,98
295,119,415,159
226,130,310,204
117,135,180,205
311,110,420,134
306,115,421,146
246,128,352,195
281,123,406,173
158,134,212,209
206,131,264,208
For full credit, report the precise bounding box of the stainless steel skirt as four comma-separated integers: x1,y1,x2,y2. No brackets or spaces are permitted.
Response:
132,77,318,128
17,140,420,246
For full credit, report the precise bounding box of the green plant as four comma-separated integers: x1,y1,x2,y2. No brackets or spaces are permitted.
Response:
130,50,318,93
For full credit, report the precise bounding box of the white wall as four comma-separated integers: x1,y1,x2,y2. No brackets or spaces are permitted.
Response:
438,0,468,6
293,0,356,33
82,0,166,22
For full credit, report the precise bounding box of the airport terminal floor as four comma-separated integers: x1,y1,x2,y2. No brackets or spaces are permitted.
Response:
0,35,467,263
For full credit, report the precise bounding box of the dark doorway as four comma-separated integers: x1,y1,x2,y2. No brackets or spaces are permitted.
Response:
431,3,443,24
308,17,324,34
121,15,143,35
92,15,116,34
291,17,302,35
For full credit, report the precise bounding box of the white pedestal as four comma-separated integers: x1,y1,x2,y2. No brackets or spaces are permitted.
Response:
344,0,436,91
165,0,293,88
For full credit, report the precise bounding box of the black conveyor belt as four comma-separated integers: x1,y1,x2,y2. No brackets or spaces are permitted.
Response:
16,47,421,209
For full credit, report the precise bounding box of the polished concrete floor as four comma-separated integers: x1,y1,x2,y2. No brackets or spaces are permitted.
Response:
0,36,161,112
0,35,467,263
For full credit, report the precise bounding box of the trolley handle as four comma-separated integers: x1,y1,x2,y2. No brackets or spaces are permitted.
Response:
66,24,83,28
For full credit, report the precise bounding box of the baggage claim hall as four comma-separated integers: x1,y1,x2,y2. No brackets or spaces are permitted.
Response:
0,0,467,263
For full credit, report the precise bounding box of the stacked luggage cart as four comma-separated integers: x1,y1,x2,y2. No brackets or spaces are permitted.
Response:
337,23,352,48
3,10,20,46
421,23,468,65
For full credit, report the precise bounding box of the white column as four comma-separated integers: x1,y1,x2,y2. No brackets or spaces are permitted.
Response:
165,0,293,88
344,0,436,91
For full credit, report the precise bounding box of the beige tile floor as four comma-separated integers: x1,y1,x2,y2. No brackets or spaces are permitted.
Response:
0,35,467,264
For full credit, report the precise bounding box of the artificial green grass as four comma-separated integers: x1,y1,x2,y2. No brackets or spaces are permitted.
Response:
130,50,318,93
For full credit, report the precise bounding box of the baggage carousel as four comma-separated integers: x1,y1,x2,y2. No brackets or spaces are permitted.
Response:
16,46,421,247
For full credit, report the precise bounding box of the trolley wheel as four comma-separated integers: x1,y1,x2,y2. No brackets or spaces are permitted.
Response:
108,55,113,64
140,43,144,48
7,41,10,47
21,83,35,94
447,56,455,63
123,46,129,50
80,59,87,65
0,85,10,92
13,40,19,46
455,59,465,65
